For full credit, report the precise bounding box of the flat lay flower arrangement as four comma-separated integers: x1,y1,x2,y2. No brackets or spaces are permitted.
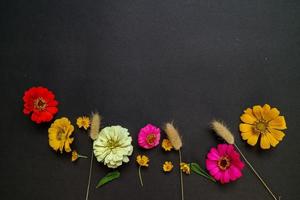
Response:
23,86,287,200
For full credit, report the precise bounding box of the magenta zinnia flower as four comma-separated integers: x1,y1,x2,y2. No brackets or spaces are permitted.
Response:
206,144,244,184
138,124,161,149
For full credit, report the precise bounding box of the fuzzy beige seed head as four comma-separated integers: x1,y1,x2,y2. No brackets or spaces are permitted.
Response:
211,120,235,144
163,122,182,150
89,112,101,140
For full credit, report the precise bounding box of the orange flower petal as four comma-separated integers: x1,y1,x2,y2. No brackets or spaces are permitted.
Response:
240,113,257,124
244,108,256,119
268,128,285,141
241,129,259,146
260,134,270,149
252,105,263,120
239,123,253,132
247,133,259,146
266,133,279,147
269,116,287,130
263,107,280,121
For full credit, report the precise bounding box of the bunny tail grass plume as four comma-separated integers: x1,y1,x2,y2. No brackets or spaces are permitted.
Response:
90,112,101,140
211,120,235,144
86,112,101,200
163,122,182,150
163,122,184,200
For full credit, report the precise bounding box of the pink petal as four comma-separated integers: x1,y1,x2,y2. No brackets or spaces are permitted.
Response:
221,170,230,184
206,159,217,170
207,148,220,160
213,171,222,181
226,144,234,155
217,144,228,156
209,166,220,176
228,166,242,180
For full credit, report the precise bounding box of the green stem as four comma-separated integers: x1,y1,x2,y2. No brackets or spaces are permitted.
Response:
179,149,184,200
234,143,278,200
138,166,143,187
202,173,216,182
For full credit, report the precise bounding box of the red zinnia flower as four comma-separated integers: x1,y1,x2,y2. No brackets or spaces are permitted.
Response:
23,86,58,123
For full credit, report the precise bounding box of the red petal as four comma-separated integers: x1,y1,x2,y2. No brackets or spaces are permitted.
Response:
46,107,58,114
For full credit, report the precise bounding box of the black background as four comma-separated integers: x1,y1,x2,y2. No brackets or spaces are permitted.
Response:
1,0,300,200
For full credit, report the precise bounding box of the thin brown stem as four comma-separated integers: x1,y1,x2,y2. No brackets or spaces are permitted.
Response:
179,149,184,200
138,166,143,187
234,143,278,200
85,149,94,200
78,154,88,159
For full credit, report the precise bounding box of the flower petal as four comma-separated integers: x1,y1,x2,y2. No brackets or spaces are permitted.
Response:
240,113,257,124
239,123,253,132
247,133,259,146
244,108,256,119
252,105,263,120
207,148,220,161
229,165,242,180
206,159,217,170
260,134,270,149
268,128,285,141
46,107,58,114
217,144,227,155
269,116,287,130
262,106,280,121
210,166,221,176
221,170,230,184
266,132,279,147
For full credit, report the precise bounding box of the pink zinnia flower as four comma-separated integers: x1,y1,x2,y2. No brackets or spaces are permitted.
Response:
138,124,161,149
206,144,244,184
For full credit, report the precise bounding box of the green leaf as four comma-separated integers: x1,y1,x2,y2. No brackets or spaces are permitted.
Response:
96,171,121,188
190,163,216,182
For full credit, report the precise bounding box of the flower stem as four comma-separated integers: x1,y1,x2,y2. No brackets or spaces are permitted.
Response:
179,149,184,200
138,166,143,187
78,154,88,159
85,149,94,200
234,143,278,200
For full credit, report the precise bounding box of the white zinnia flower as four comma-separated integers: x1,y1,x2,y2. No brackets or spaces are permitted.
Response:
93,125,133,168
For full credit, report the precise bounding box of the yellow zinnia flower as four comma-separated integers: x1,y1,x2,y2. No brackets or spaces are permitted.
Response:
72,150,79,162
180,162,191,174
48,117,74,153
136,155,149,167
239,104,287,149
71,150,88,162
76,116,90,130
161,139,173,151
163,161,173,172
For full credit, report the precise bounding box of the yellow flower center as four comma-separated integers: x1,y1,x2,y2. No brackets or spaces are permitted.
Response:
56,130,65,141
218,156,230,170
146,134,156,145
107,139,120,149
254,121,268,133
34,97,47,111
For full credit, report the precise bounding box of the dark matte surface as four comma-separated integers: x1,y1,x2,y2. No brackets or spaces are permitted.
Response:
1,0,300,200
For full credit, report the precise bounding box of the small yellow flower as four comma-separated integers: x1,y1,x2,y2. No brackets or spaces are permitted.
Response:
76,116,90,130
71,150,88,162
162,139,173,151
72,150,78,162
48,117,74,153
163,161,173,172
239,104,287,149
136,155,149,167
180,162,191,174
